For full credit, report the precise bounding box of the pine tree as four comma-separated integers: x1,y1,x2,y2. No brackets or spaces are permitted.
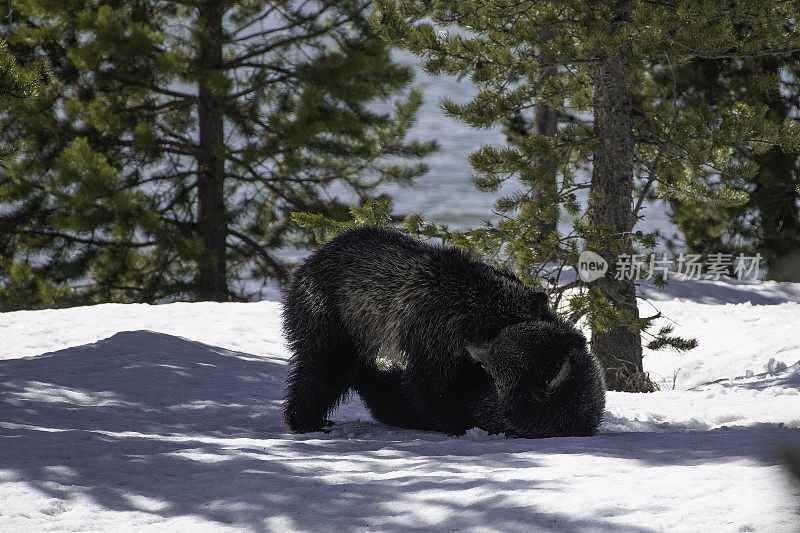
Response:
0,0,434,305
663,55,800,281
328,0,800,390
0,38,68,310
0,41,42,99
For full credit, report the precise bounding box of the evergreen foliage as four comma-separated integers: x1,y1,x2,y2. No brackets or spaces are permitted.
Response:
0,41,44,100
0,36,63,310
662,56,800,281
297,0,800,390
0,0,434,306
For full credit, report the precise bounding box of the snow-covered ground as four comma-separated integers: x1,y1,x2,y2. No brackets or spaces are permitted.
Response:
1,278,799,532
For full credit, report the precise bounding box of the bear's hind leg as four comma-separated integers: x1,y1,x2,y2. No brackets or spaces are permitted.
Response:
353,363,429,430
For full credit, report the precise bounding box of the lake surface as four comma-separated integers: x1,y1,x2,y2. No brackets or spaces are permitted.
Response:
376,54,674,235
260,56,676,299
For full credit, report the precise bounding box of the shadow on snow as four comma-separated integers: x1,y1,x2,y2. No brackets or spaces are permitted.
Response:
1,330,798,531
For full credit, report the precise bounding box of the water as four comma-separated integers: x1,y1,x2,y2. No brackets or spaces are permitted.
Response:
376,60,510,227
376,54,674,235
260,56,676,299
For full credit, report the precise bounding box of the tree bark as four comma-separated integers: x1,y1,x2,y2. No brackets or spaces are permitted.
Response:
531,29,558,240
195,0,228,301
754,146,800,280
752,58,800,281
532,74,558,239
589,35,646,391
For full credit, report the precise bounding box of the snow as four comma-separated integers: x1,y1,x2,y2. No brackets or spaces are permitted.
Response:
1,280,800,532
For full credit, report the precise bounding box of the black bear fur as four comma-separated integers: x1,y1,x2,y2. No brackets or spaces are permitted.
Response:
282,226,605,437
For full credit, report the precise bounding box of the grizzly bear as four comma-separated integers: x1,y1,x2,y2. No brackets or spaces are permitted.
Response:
282,227,605,437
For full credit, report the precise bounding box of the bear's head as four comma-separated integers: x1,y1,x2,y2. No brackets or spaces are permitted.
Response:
468,319,604,437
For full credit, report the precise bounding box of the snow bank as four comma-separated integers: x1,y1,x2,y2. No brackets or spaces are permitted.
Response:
1,279,799,531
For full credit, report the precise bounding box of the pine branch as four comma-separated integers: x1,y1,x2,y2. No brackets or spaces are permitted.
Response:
232,1,337,43
223,2,370,69
227,228,289,280
13,230,155,248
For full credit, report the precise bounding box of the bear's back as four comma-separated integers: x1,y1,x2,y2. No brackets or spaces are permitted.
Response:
289,226,551,355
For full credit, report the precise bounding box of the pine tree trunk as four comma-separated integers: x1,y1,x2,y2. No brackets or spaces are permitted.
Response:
752,59,800,281
754,145,800,279
532,30,558,239
589,42,646,391
195,0,228,301
532,76,558,239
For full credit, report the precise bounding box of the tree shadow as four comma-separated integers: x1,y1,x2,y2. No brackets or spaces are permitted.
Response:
638,277,800,305
689,362,800,392
1,330,798,531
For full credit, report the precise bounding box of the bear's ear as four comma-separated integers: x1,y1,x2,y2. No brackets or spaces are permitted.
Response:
531,291,550,309
529,292,557,322
465,342,490,365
